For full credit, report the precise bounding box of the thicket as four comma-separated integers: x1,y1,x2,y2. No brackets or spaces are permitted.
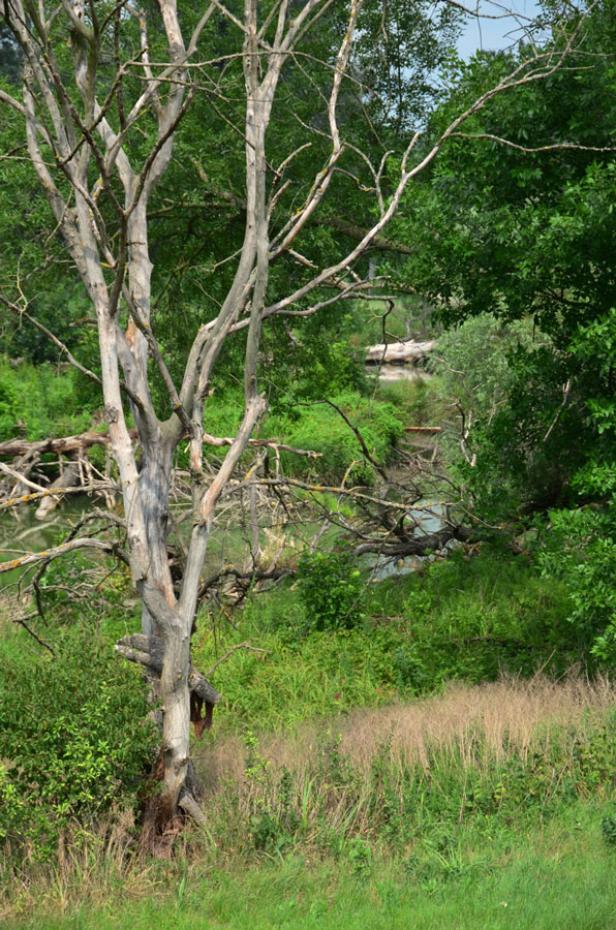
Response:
0,625,155,860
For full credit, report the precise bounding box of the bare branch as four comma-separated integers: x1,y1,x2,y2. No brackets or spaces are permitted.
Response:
0,537,125,575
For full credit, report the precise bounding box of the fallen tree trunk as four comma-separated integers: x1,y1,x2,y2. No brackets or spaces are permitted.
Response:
354,524,473,558
365,340,437,365
0,429,318,460
405,426,443,434
0,431,114,458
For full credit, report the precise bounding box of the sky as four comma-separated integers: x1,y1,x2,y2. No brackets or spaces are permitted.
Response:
456,0,541,58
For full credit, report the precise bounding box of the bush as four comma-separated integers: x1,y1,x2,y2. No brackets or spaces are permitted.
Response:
539,503,616,669
429,315,588,519
602,811,616,848
297,546,366,632
0,626,156,859
388,547,575,685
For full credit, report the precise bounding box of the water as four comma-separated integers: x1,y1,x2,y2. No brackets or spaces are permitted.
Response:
0,496,96,589
0,485,452,593
365,363,431,383
363,502,457,582
0,493,311,593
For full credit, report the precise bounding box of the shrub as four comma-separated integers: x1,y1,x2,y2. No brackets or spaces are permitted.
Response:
297,547,365,631
0,626,156,859
602,811,616,848
539,503,616,668
430,315,588,519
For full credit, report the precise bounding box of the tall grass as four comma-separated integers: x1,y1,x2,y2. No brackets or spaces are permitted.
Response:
192,676,616,855
2,677,615,926
198,675,615,781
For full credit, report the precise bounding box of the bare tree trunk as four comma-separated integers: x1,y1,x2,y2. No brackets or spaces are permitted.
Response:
0,0,591,835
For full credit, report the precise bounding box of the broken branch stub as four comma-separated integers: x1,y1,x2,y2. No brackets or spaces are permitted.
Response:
116,633,220,739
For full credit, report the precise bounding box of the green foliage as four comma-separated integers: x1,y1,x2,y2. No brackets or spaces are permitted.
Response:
539,505,616,668
395,6,616,332
297,547,365,632
571,307,616,499
388,5,616,524
430,313,544,420
429,315,591,519
265,392,403,484
191,546,574,735
464,345,589,518
375,376,439,426
346,837,373,875
0,358,96,441
392,547,576,685
202,389,404,484
0,626,155,858
601,810,616,848
193,595,401,732
532,309,616,666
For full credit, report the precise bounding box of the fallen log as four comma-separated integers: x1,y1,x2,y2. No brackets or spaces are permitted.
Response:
354,524,472,558
365,339,437,366
0,429,318,461
405,426,443,434
0,430,113,458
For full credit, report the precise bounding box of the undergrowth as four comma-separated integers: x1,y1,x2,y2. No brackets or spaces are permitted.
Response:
3,693,616,927
0,544,611,923
192,547,573,733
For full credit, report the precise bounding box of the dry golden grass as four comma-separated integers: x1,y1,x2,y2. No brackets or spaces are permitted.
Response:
3,676,615,923
196,675,616,790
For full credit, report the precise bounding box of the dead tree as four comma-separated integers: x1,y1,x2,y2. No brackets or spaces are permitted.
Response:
0,0,594,826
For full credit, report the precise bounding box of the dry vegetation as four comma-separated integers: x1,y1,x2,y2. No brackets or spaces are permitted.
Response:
196,675,616,788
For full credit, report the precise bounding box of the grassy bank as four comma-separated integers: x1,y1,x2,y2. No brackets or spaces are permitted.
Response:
6,801,616,930
190,546,574,733
1,544,613,928
3,770,616,928
2,677,616,926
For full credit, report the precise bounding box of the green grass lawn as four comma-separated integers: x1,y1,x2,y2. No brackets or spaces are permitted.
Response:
8,800,616,930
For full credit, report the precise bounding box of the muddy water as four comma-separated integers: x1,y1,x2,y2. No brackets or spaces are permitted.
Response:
0,496,90,587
